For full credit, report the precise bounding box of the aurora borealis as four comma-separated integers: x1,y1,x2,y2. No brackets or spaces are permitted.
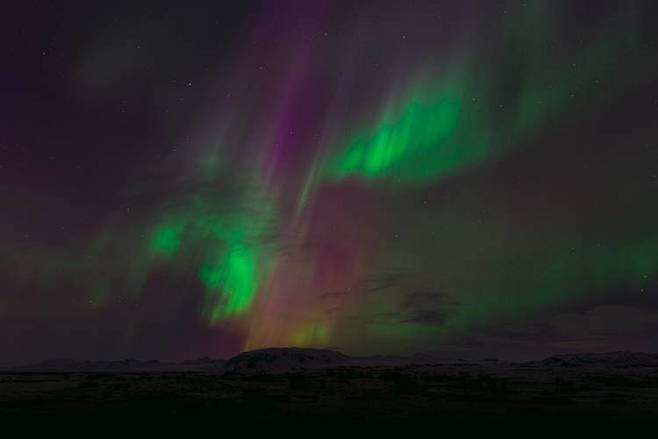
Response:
2,0,658,363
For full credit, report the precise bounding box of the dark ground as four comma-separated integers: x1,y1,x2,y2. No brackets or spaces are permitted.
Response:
2,349,658,429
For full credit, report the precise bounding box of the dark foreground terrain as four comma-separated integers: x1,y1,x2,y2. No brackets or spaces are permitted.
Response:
2,349,658,427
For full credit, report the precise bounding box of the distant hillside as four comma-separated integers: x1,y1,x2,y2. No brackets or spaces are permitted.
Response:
225,347,349,372
541,351,658,367
7,350,658,373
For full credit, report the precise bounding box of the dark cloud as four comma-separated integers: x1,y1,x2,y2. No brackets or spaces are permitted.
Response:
402,310,446,325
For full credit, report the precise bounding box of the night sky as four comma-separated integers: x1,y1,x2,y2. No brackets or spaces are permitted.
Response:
2,0,658,364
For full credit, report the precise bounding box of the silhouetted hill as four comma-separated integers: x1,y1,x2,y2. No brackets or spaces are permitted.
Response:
225,347,349,372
